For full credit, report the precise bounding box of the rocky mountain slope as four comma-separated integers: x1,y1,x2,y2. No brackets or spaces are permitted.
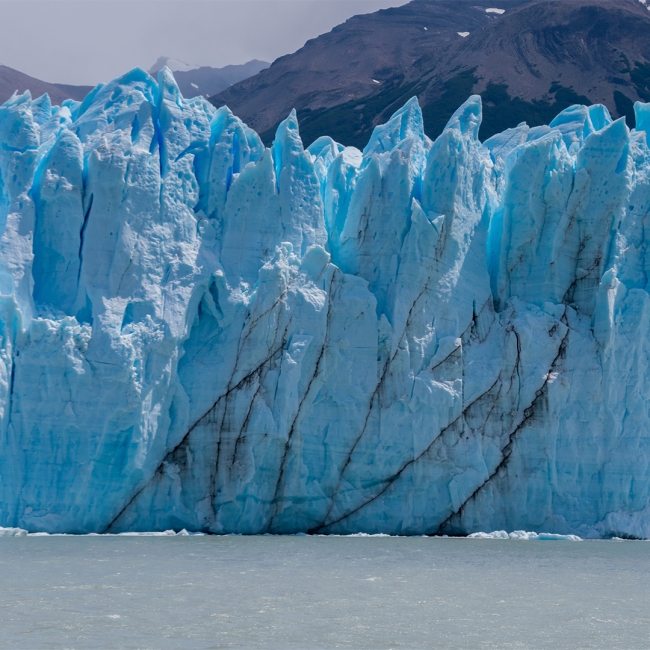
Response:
0,65,92,106
212,0,650,147
414,0,650,139
211,0,531,144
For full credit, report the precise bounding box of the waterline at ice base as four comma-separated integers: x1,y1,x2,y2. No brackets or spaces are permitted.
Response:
1,66,650,538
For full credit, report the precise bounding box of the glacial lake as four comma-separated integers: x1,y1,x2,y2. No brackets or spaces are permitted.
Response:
0,535,648,649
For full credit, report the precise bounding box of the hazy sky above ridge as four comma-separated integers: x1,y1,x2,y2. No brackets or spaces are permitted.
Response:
0,0,410,86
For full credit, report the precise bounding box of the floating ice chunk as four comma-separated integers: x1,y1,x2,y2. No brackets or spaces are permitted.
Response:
26,530,205,537
486,8,506,14
0,527,28,537
468,531,582,541
117,530,181,536
458,31,470,37
469,530,510,539
510,531,583,541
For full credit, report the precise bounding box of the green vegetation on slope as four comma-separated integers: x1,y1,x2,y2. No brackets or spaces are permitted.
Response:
614,91,636,128
259,68,639,149
259,77,419,149
422,71,594,140
420,70,477,139
480,82,593,137
631,62,650,102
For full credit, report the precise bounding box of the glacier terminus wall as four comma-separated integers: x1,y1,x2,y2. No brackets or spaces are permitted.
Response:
0,67,650,537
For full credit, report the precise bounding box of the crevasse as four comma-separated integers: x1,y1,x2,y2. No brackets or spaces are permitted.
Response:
0,67,649,538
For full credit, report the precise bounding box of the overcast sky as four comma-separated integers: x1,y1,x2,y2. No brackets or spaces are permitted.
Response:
0,0,410,86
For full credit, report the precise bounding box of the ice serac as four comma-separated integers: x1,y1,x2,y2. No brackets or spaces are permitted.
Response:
0,67,650,538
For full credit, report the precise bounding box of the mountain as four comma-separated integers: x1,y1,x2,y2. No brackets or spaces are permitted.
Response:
149,57,269,99
0,65,92,106
211,0,650,147
0,57,269,109
211,0,531,145
412,0,650,139
1,67,650,537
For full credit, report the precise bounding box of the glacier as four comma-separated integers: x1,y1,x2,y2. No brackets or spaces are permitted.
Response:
0,67,649,538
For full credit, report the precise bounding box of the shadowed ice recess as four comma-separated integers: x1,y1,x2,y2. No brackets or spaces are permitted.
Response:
0,67,650,537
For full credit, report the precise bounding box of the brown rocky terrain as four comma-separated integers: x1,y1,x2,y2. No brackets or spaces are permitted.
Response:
212,0,650,146
0,65,92,106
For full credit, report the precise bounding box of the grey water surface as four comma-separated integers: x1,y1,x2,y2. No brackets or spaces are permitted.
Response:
0,535,648,649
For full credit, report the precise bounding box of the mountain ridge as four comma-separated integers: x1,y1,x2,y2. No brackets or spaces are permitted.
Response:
0,58,269,109
211,0,532,143
0,65,92,106
212,0,650,147
148,58,270,99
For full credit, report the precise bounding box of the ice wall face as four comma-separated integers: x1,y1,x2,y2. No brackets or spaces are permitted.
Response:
1,67,650,538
